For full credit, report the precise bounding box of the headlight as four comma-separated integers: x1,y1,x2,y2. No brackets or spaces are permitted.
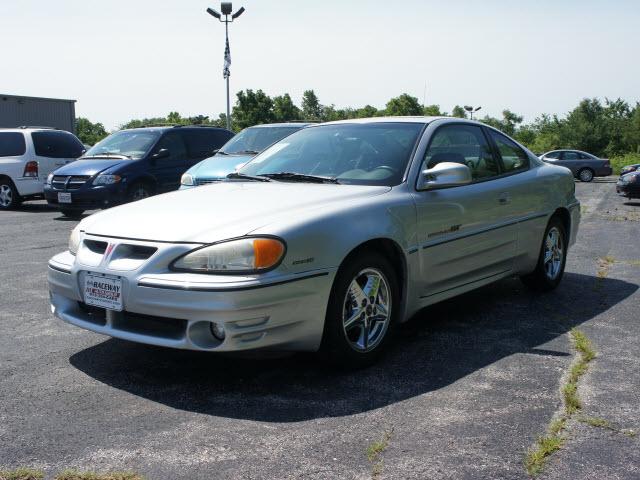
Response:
68,225,82,255
171,237,286,273
181,173,195,186
93,174,122,185
46,172,54,185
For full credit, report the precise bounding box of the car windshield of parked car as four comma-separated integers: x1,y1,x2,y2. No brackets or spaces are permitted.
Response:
220,126,301,154
238,123,423,186
84,130,161,159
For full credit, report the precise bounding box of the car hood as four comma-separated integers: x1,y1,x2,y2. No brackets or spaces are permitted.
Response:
189,154,254,179
53,158,131,176
81,181,391,243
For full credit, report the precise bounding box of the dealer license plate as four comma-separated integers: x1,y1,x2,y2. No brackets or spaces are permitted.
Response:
84,274,123,311
58,192,72,204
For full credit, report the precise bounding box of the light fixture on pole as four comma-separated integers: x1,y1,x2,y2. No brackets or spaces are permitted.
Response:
206,3,245,131
464,105,482,120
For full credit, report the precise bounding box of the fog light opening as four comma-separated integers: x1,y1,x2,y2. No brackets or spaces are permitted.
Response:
210,322,226,341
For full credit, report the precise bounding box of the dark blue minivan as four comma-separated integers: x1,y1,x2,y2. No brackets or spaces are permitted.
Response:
44,125,233,217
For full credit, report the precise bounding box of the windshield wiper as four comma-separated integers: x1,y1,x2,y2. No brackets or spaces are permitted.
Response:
230,150,260,155
83,152,131,159
216,150,229,155
261,172,340,184
226,172,271,182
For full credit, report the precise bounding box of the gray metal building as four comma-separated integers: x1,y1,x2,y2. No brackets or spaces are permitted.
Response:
0,94,76,133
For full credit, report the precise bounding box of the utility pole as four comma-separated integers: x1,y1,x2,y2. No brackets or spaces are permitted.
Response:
206,3,245,130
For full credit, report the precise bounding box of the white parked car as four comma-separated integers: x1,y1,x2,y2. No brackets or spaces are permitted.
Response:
0,127,85,209
48,117,580,366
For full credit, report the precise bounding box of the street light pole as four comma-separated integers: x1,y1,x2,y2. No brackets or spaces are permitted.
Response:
206,3,245,131
464,105,482,120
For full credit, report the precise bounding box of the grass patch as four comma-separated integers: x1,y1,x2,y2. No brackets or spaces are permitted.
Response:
525,435,564,476
54,472,144,480
366,429,393,479
578,416,638,438
524,329,597,476
0,469,44,480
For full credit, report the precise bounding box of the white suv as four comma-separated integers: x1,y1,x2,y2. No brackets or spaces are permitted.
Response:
0,127,85,209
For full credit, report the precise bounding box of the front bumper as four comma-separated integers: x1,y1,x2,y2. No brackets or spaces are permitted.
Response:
48,236,335,352
616,182,640,198
44,183,127,210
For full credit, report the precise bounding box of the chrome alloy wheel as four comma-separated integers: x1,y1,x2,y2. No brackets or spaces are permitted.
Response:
543,226,564,280
579,169,594,182
0,184,13,207
342,268,392,352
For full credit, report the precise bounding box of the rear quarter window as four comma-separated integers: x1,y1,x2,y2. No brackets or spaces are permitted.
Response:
32,131,84,158
488,130,529,173
182,129,234,159
0,132,27,157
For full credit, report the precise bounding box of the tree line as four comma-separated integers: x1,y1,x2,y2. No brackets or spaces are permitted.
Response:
77,90,640,167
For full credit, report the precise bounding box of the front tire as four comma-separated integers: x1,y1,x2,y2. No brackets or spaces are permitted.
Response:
60,209,84,219
128,182,153,202
0,179,21,210
520,217,567,291
578,168,594,182
320,251,399,368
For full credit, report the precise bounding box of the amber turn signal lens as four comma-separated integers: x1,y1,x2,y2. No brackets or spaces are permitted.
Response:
253,238,285,269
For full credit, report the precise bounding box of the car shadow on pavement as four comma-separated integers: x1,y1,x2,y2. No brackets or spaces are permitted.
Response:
14,202,57,212
69,273,637,422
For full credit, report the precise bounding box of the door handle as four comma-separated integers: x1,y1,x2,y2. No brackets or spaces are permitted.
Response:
498,192,511,205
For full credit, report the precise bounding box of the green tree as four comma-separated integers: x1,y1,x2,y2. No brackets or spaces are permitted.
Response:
357,105,379,118
451,105,467,118
481,110,523,137
75,117,108,146
385,94,423,116
623,103,640,153
423,104,443,116
563,98,608,156
273,93,302,122
302,90,322,120
232,89,275,130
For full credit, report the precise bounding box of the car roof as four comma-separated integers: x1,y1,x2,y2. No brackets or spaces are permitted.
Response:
0,126,67,133
121,125,231,133
320,116,448,126
247,122,314,128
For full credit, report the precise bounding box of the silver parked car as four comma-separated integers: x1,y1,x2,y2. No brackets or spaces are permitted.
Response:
48,117,580,366
539,149,612,182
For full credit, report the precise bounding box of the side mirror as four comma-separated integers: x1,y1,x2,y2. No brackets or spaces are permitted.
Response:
151,148,170,160
417,162,472,190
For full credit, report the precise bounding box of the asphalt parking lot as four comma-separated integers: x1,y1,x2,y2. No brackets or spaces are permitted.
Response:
1,178,639,479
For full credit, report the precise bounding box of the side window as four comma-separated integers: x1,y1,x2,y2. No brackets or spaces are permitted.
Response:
424,124,500,181
545,151,561,160
182,130,227,159
562,151,580,161
32,131,84,158
0,132,26,157
154,132,187,161
488,131,529,173
578,152,593,160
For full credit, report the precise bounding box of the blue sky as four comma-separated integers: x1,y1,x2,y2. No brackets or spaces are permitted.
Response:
2,0,638,129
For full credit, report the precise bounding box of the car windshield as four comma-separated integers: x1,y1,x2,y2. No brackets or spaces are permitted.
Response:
238,123,423,186
220,126,302,154
84,130,161,159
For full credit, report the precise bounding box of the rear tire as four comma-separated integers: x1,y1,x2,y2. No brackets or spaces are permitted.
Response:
60,209,84,219
319,251,399,368
520,217,567,291
577,168,594,182
0,179,21,210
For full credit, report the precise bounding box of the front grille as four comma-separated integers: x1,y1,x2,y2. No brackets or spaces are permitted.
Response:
52,175,91,190
78,302,107,326
195,178,221,186
112,311,187,340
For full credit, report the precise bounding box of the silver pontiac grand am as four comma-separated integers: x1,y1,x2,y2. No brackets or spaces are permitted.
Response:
48,117,580,366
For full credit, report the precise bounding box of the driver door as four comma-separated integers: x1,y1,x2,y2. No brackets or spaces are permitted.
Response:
150,132,188,192
411,124,517,298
